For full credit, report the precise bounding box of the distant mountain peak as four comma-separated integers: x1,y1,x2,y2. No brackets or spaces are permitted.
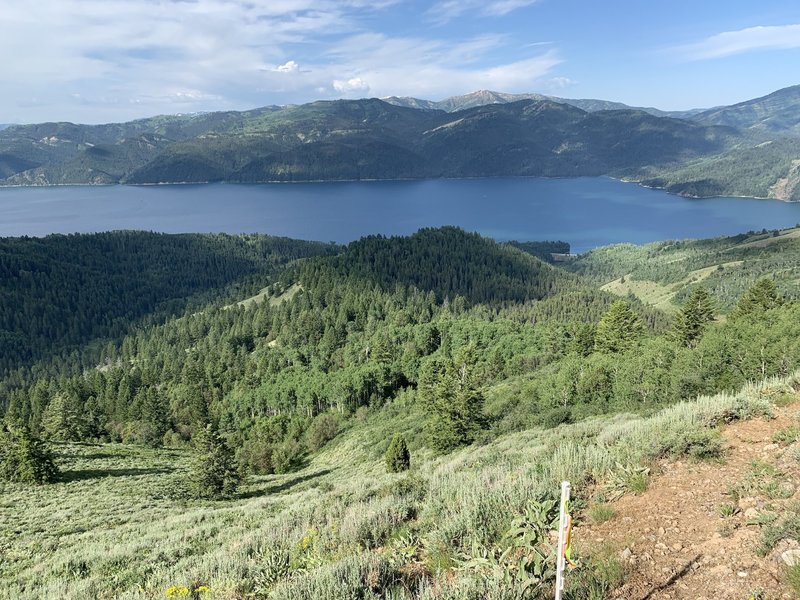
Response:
381,90,695,118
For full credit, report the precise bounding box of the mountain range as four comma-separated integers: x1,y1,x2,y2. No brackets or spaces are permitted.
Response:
2,85,800,200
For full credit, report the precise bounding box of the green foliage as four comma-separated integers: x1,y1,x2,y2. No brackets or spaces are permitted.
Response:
423,347,487,453
40,392,86,441
588,503,616,524
757,503,800,556
594,300,644,354
457,498,559,597
773,425,800,445
272,438,305,475
656,427,724,461
385,434,411,473
0,231,334,381
604,463,650,500
0,424,59,484
732,278,784,320
306,413,341,452
538,407,572,429
785,562,800,597
187,424,241,500
672,286,715,347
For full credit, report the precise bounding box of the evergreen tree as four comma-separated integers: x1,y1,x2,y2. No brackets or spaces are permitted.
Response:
731,278,783,320
0,425,59,484
424,346,486,453
141,388,169,447
594,300,644,354
187,424,241,500
672,287,715,348
40,393,84,441
385,434,410,473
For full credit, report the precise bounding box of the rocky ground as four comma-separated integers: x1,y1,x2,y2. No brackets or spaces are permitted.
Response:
575,400,800,599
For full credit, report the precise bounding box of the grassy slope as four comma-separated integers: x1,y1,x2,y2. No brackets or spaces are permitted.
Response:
1,373,792,599
567,226,800,312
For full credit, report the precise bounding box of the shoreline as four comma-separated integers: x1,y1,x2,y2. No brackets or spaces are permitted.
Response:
0,174,792,203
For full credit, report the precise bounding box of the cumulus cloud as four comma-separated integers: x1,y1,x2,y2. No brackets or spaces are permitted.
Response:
673,23,800,61
276,60,301,73
0,0,563,123
332,77,370,93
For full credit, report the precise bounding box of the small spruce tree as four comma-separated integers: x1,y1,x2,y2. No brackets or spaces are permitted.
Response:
0,425,59,484
188,424,241,500
423,345,486,453
385,434,410,473
672,287,715,348
731,278,783,320
594,300,644,354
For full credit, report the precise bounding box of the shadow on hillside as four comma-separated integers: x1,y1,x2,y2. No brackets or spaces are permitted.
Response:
57,451,119,461
59,467,174,482
241,469,333,499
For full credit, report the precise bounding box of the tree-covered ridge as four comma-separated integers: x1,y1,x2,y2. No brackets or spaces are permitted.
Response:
0,97,744,191
4,226,800,487
297,227,577,305
566,226,800,311
0,231,335,377
6,227,800,597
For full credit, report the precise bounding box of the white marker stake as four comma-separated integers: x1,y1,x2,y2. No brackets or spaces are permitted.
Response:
555,480,571,600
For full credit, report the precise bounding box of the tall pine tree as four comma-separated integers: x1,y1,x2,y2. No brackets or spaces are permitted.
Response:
672,287,715,348
594,300,644,354
731,278,783,320
423,346,486,453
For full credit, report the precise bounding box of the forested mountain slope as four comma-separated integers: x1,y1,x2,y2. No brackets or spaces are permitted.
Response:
4,227,800,598
692,84,800,135
0,232,334,378
0,98,741,188
567,225,800,311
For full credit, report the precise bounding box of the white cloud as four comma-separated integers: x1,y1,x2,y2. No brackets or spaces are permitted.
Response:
332,77,370,93
323,34,561,100
0,0,564,123
674,24,800,61
276,60,301,73
428,0,538,24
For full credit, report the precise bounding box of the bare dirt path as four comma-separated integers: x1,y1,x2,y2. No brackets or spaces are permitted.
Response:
575,403,800,599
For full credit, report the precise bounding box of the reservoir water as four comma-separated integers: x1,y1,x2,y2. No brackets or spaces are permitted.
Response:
2,177,799,253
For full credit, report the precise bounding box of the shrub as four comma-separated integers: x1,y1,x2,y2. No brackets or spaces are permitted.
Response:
306,413,340,452
187,424,241,500
589,503,616,524
656,427,724,460
0,425,59,484
385,434,411,473
539,407,572,429
273,438,304,474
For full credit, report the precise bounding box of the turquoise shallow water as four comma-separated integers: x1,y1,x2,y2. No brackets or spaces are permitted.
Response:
2,177,799,252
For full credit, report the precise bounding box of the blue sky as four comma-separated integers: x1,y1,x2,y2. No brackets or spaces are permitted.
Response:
3,0,800,123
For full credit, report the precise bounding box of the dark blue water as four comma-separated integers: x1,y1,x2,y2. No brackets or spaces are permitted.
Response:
2,178,799,253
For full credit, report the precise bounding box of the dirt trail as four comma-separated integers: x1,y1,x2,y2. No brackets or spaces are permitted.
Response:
576,404,800,599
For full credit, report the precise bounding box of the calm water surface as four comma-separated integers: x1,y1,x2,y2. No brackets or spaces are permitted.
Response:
2,178,800,253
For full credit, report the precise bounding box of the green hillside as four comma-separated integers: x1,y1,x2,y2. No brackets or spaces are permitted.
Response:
692,84,800,136
3,227,800,598
0,232,334,381
0,97,743,190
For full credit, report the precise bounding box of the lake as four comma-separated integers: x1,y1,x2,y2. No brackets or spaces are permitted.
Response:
2,177,800,253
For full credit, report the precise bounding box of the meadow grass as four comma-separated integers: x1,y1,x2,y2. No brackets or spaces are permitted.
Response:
0,373,793,599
